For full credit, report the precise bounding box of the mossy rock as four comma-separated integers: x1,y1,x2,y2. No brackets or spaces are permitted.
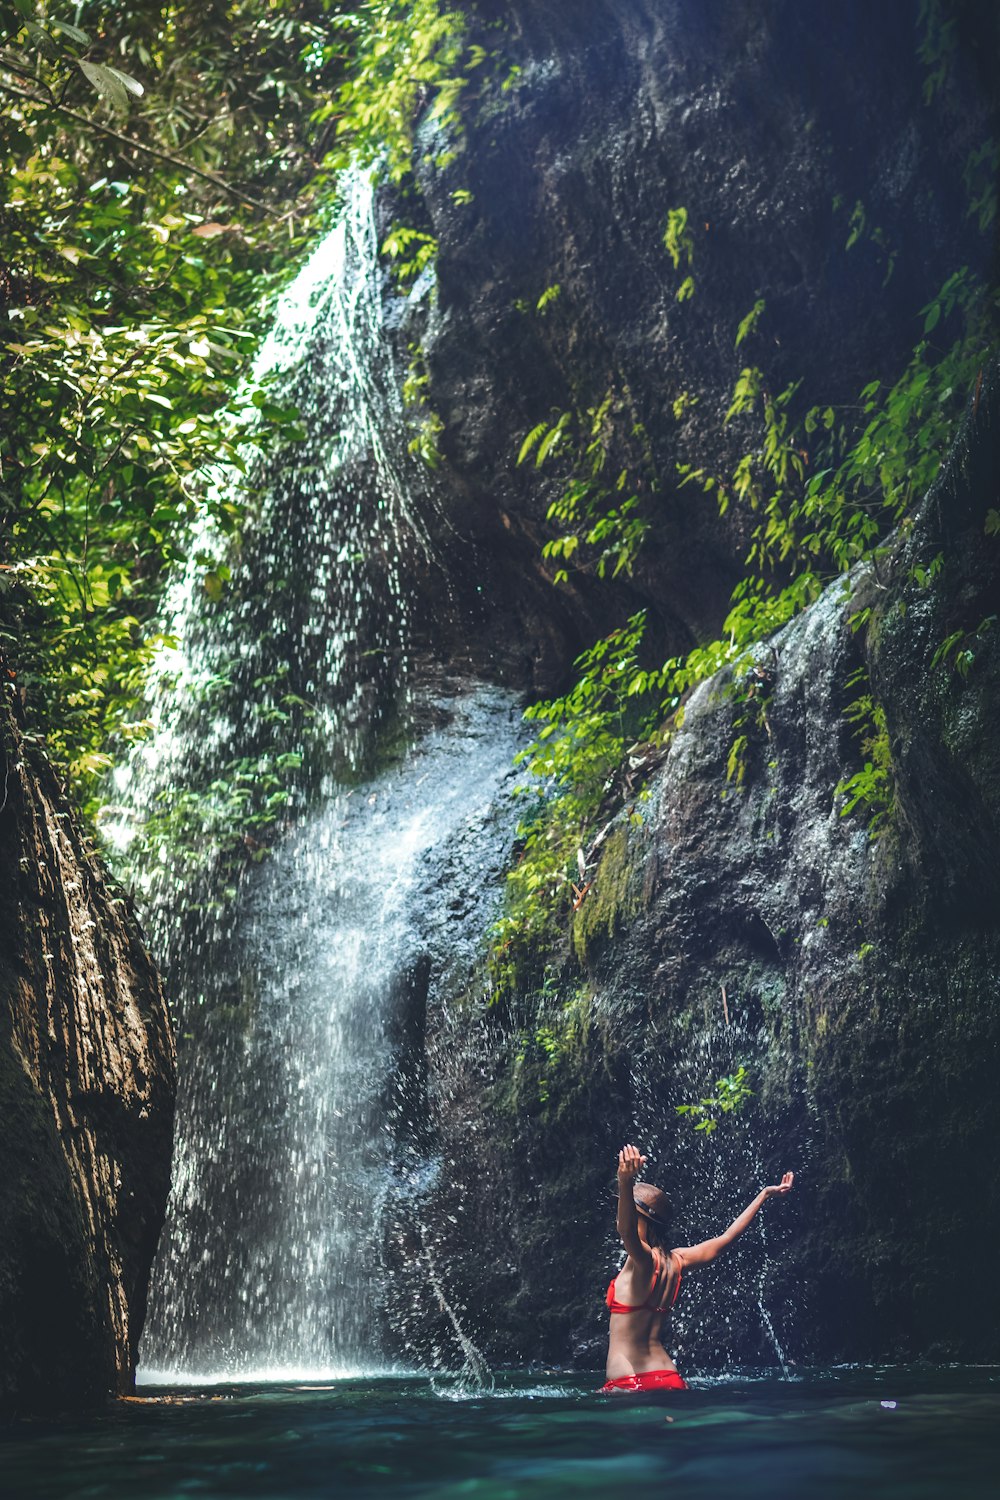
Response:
571,823,649,966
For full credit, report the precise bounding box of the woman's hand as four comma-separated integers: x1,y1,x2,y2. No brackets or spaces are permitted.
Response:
763,1172,795,1197
617,1143,647,1182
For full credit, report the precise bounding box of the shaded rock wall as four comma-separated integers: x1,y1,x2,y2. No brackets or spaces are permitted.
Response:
0,686,175,1410
379,2,1000,1369
400,0,998,689
391,371,1000,1373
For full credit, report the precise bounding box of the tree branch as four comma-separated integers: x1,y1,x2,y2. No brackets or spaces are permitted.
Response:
0,77,273,215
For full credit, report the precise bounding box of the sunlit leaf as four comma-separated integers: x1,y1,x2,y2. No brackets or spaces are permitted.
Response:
78,60,130,113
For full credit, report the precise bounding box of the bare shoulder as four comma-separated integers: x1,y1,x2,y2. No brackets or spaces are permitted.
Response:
670,1239,721,1270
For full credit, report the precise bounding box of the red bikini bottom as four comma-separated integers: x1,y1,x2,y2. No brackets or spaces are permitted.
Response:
601,1370,688,1393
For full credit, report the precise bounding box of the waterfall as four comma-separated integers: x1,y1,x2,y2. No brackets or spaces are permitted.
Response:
109,173,523,1380
142,687,521,1380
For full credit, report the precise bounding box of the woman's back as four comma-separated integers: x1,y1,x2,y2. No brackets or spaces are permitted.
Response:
601,1141,794,1394
605,1246,683,1381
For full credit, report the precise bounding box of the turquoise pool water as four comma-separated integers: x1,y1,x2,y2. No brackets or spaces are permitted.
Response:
3,1368,999,1499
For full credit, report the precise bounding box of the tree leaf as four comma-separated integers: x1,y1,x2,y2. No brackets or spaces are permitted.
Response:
79,60,130,113
50,19,91,45
24,21,60,57
105,66,145,98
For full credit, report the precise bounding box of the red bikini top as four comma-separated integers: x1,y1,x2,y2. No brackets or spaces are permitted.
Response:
606,1247,682,1315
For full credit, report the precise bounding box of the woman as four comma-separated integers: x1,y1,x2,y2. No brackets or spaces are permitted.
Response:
603,1142,794,1393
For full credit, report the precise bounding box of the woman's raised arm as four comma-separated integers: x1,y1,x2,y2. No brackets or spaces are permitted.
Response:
674,1173,794,1268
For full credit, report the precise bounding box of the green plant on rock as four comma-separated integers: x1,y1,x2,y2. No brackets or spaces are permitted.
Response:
403,343,445,469
838,197,898,286
675,263,994,782
315,0,472,184
723,659,775,793
514,1024,559,1106
503,254,995,967
520,388,654,584
835,667,894,835
735,298,766,348
930,615,997,679
484,5,1000,971
318,1,486,314
676,1065,754,1134
381,224,439,286
963,139,1000,236
682,263,991,595
490,612,664,981
499,259,996,969
663,205,695,301
916,0,959,104
509,980,595,1109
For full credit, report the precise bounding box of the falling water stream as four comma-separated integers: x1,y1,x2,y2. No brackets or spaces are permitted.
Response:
107,173,522,1380
142,686,522,1380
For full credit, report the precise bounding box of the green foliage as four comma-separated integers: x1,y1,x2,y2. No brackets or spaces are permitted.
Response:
403,342,445,469
964,139,1000,235
316,0,488,320
499,163,996,966
381,225,439,286
314,0,472,185
930,615,996,678
0,2,351,816
108,646,320,900
521,390,654,584
508,979,594,1111
720,662,775,792
840,198,897,284
519,410,572,469
735,298,766,348
835,668,893,835
1,0,470,823
674,262,993,699
140,752,301,890
503,255,988,950
663,205,694,301
490,613,661,979
662,207,692,268
676,1066,754,1134
917,0,958,103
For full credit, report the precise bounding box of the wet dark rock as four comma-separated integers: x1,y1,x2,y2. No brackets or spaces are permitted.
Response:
399,0,998,692
0,690,175,1411
397,369,1000,1371
369,0,1000,1372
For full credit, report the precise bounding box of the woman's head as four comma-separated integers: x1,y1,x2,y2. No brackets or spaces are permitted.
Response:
633,1183,672,1246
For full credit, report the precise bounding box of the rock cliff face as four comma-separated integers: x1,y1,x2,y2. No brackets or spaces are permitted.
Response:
378,2,1000,1369
389,371,1000,1374
0,688,175,1410
399,0,997,687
